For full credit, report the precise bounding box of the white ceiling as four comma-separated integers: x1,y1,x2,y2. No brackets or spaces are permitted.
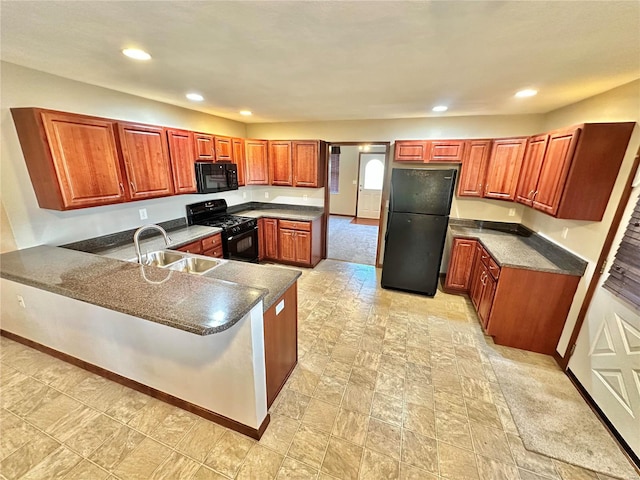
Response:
1,1,639,123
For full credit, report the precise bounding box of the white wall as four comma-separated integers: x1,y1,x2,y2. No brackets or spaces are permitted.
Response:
521,80,640,356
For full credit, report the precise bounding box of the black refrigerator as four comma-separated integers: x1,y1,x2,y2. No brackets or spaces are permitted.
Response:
381,168,457,296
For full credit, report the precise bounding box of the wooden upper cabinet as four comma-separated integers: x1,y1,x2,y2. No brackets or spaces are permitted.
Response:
457,140,491,197
117,123,174,200
532,128,580,216
444,238,478,291
269,141,293,186
293,141,322,187
429,140,465,163
245,139,269,185
483,137,527,200
515,135,549,206
214,136,233,162
194,133,215,161
166,129,197,194
11,108,126,210
232,138,246,186
394,141,430,162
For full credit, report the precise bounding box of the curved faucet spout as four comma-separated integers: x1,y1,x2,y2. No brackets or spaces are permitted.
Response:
134,225,172,264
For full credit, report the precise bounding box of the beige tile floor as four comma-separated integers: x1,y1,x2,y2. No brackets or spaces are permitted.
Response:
0,259,630,480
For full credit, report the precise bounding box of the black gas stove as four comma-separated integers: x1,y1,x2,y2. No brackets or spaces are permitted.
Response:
186,200,258,262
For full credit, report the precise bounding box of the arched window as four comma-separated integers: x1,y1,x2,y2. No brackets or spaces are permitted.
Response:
364,159,384,190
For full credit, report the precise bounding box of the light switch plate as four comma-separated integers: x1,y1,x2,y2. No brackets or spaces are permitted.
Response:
242,191,247,199
264,192,269,199
139,208,148,220
508,208,516,217
303,195,308,202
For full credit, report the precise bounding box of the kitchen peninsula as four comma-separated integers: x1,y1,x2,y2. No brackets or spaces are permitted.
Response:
0,211,310,438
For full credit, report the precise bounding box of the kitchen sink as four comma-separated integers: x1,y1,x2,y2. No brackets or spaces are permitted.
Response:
141,250,185,267
130,250,225,275
167,257,222,275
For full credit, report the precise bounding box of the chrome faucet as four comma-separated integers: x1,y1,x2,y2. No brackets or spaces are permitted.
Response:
134,225,172,264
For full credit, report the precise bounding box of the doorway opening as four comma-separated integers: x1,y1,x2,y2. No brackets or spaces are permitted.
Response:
325,143,389,266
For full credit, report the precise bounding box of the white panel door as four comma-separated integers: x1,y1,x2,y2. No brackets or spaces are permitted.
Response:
357,154,384,219
568,188,640,456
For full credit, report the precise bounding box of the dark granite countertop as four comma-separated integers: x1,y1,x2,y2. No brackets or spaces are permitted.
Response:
0,246,269,336
204,262,301,312
448,220,587,276
229,202,324,222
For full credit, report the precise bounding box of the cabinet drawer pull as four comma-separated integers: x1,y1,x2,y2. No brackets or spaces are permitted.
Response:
528,190,535,198
130,181,136,192
532,190,539,199
119,182,124,193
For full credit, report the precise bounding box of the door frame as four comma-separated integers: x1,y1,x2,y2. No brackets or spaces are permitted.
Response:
559,146,640,370
324,142,391,267
355,152,385,220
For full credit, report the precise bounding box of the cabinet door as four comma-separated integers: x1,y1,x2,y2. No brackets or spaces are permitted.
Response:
484,138,527,200
469,245,485,309
457,140,491,197
533,129,581,216
245,140,269,185
264,218,279,259
194,133,215,161
444,238,477,291
40,111,126,209
166,129,197,194
515,135,549,206
214,136,233,162
294,231,312,264
118,123,174,200
279,228,296,262
429,140,465,163
293,141,321,187
263,285,298,407
395,141,430,162
478,272,496,328
232,138,246,186
269,141,293,186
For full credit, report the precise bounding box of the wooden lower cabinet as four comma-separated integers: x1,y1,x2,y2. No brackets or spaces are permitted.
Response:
259,217,322,267
453,236,580,355
175,233,223,258
444,238,477,291
263,283,298,407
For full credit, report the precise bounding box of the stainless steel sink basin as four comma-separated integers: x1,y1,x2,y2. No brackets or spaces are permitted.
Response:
167,257,222,275
142,250,185,267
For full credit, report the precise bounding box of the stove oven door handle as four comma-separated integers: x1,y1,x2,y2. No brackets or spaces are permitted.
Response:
227,226,258,242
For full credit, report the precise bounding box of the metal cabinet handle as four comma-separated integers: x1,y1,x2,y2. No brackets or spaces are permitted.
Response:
528,190,535,199
532,190,539,199
130,181,136,192
119,183,124,193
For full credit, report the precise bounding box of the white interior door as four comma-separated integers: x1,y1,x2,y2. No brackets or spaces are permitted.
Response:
357,154,384,219
568,187,640,456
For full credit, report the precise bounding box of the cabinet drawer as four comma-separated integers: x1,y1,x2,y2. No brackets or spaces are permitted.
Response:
202,233,222,250
176,240,203,254
278,220,311,231
479,247,500,280
203,246,223,258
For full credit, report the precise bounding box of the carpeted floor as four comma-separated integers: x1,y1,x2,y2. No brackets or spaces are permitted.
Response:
327,215,379,266
488,346,638,480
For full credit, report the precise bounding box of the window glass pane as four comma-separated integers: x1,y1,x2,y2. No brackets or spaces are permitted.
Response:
364,159,384,190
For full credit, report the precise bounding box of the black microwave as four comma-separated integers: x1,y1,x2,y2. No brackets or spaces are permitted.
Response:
195,162,238,194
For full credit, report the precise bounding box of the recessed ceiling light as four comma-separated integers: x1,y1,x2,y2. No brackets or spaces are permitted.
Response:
239,110,252,116
186,93,204,102
122,48,151,61
515,89,538,98
432,105,448,112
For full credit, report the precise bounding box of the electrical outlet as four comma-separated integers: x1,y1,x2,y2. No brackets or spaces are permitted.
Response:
352,180,357,185
303,194,308,202
508,208,516,217
17,295,25,308
264,192,269,199
562,227,569,239
139,208,148,220
242,191,247,199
